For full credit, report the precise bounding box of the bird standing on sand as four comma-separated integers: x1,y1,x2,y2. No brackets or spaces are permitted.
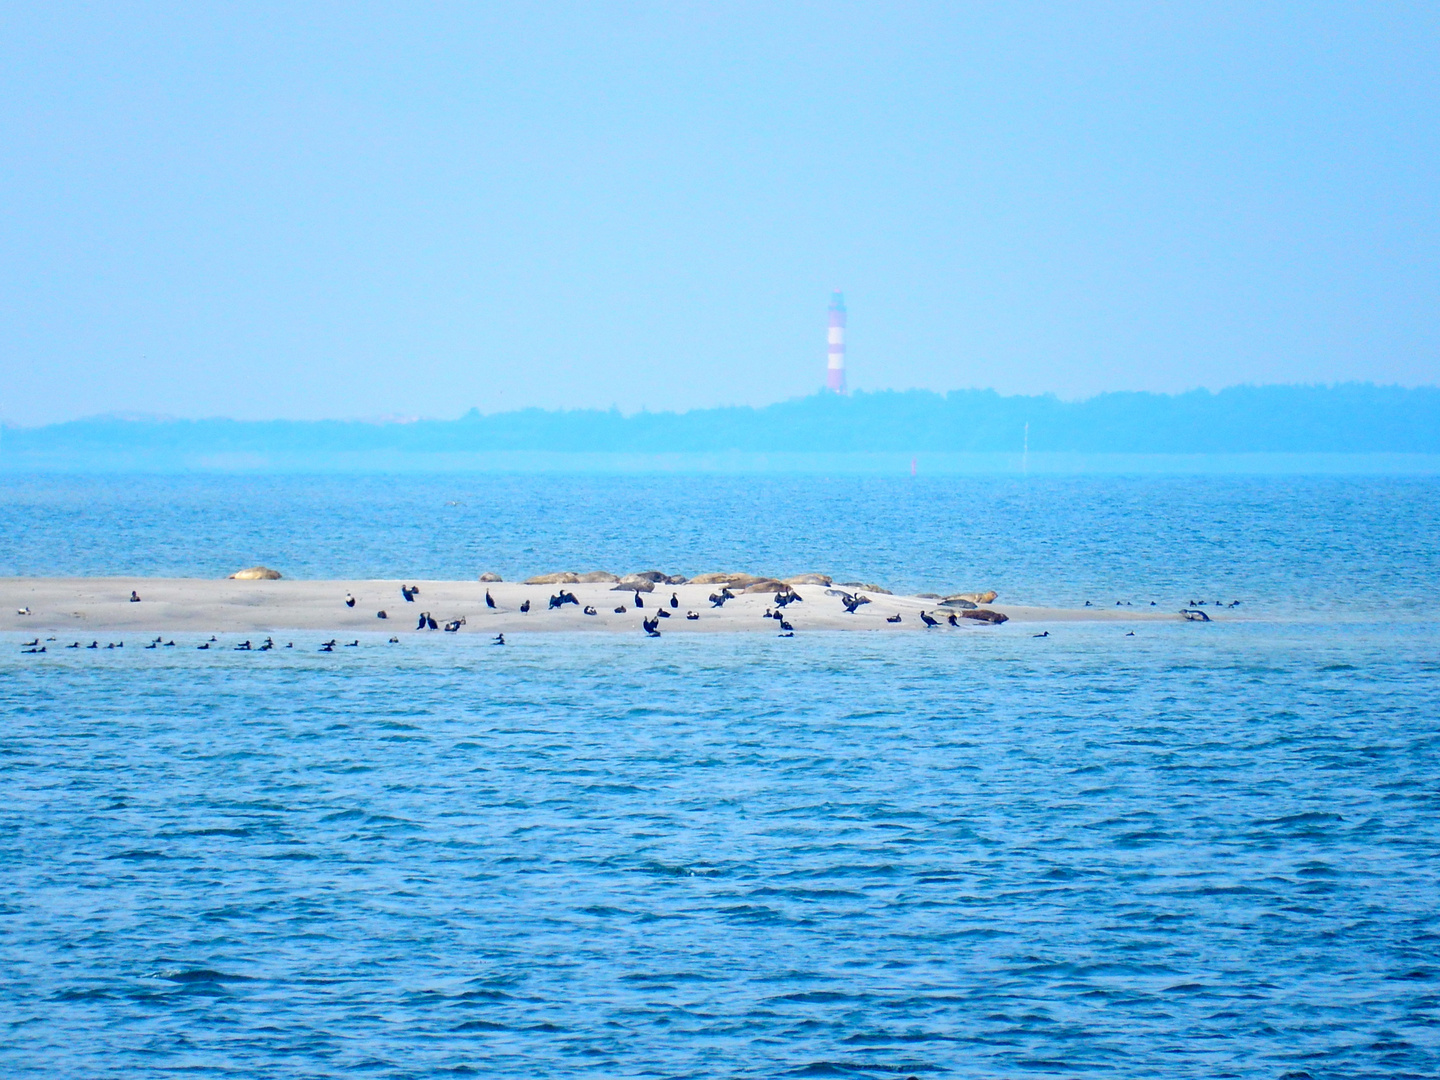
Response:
130,591,141,603
642,616,661,637
377,610,387,619
345,592,356,608
635,592,644,609
520,599,531,613
920,611,939,628
486,590,496,610
402,586,415,602
947,613,959,627
670,592,679,608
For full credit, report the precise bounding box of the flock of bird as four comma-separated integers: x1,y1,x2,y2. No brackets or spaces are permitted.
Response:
11,582,1235,653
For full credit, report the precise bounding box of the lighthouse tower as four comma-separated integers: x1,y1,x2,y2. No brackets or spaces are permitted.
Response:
826,291,847,393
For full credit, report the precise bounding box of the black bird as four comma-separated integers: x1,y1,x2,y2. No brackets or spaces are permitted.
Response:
656,608,670,618
196,643,209,650
1151,601,1157,606
410,585,421,596
549,593,562,609
388,636,399,643
402,586,415,602
145,642,157,649
779,619,794,632
345,592,356,608
1084,600,1092,607
642,615,661,637
345,640,359,647
920,611,939,628
686,611,699,620
721,587,735,600
22,646,45,653
1229,600,1241,608
777,631,794,638
842,596,861,614
614,605,627,614
426,615,438,630
709,592,727,608
66,642,79,648
444,618,464,632
520,599,531,614
151,635,162,643
322,639,337,647
486,590,496,610
209,636,217,642
583,605,598,616
1033,631,1049,638
635,592,644,608
417,611,431,630
377,610,388,619
130,591,141,603
670,592,679,608
1125,631,1135,637
164,641,176,647
235,641,251,650
319,644,334,652
492,633,505,645
886,614,902,623
22,639,37,647
947,613,959,627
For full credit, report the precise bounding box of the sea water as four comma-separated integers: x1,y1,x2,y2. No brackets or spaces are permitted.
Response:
2,473,1438,1078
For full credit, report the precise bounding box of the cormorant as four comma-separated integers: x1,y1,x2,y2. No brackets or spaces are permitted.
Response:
614,605,627,614
947,613,959,627
417,611,431,629
377,610,387,619
920,611,939,628
635,593,644,608
426,615,438,630
520,599,531,613
486,590,496,609
1033,631,1049,637
656,608,670,618
670,592,679,608
130,591,141,603
402,586,415,602
779,619,793,632
388,636,399,643
886,614,902,623
492,633,505,645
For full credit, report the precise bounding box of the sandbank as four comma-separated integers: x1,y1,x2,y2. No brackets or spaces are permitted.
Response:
2,577,1187,635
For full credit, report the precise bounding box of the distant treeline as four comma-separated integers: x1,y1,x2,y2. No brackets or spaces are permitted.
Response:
4,384,1438,459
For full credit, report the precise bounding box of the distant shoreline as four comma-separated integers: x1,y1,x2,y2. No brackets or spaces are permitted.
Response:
1,577,1183,635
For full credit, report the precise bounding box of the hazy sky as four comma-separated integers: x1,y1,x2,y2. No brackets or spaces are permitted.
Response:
2,2,1437,424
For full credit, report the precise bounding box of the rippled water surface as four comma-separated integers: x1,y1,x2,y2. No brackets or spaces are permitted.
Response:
3,474,1440,1077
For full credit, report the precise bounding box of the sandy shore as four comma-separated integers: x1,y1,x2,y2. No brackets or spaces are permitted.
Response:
0,578,1185,635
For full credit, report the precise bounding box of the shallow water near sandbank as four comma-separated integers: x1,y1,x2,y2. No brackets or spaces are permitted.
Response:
2,473,1439,1077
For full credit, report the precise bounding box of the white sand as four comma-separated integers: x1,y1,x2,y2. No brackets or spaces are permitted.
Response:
1,578,1186,635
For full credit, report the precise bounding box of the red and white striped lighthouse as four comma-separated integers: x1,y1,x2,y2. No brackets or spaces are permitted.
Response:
826,291,847,393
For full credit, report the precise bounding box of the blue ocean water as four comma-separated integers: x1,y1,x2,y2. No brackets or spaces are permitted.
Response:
3,473,1439,1078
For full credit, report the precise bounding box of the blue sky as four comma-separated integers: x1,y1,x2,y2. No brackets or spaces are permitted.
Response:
1,1,1437,423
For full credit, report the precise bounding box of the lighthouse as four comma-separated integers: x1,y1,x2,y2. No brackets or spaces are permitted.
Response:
826,291,847,393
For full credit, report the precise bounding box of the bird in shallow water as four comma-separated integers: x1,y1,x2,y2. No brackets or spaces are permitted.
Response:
21,646,45,653
235,641,251,650
642,616,661,637
145,642,157,649
345,592,356,608
319,643,334,652
22,639,37,647
196,643,208,650
492,633,505,645
486,590,496,610
886,614,902,623
1125,631,1135,636
66,642,79,648
520,599,530,613
780,619,794,632
345,640,359,647
920,611,939,628
388,636,399,643
1033,630,1049,638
